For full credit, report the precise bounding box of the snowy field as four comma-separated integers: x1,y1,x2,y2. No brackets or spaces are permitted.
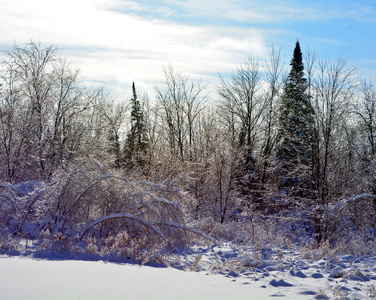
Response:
1,244,376,300
1,256,273,300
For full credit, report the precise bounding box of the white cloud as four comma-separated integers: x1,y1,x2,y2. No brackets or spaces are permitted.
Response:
101,0,146,12
155,0,325,23
2,0,372,100
0,0,269,98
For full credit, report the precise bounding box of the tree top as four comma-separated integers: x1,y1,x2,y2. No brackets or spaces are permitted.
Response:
290,40,304,74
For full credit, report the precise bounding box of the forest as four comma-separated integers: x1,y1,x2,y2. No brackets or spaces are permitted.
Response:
0,40,375,261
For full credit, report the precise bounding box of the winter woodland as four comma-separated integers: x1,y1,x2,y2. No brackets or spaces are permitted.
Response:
0,41,376,298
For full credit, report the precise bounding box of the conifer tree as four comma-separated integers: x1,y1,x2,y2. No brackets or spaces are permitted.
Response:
124,82,148,166
276,41,315,196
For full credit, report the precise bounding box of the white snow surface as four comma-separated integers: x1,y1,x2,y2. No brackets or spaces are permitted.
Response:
0,256,272,300
1,243,376,299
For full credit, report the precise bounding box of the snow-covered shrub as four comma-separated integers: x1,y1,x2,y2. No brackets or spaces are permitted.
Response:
51,232,70,252
307,194,376,253
190,214,300,258
85,236,99,255
37,229,52,250
106,231,130,257
47,162,214,258
0,233,20,252
100,231,150,260
0,181,55,237
0,160,216,259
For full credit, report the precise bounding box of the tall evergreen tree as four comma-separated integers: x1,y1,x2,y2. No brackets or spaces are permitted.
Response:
276,40,316,196
124,82,148,166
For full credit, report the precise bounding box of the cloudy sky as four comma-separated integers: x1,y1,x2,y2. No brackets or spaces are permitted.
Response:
1,0,375,98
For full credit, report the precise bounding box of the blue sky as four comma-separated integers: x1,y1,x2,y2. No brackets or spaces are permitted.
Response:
1,0,375,98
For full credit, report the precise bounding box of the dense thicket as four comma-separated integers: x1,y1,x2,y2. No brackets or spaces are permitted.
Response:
0,41,375,258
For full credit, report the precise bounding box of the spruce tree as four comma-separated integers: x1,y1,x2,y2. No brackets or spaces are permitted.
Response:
276,41,315,196
124,82,148,166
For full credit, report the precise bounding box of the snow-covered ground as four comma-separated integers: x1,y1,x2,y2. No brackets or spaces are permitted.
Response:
1,244,376,300
1,255,273,300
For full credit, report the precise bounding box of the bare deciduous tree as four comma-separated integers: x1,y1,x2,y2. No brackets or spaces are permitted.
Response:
218,56,264,170
155,65,207,161
260,46,284,188
312,57,358,205
355,80,376,158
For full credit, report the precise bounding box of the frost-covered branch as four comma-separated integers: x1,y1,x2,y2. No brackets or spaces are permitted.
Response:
79,213,170,246
334,193,376,209
161,220,218,244
61,174,112,231
18,189,45,234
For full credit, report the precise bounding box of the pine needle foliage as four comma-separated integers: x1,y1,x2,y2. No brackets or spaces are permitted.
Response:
276,41,316,196
124,82,148,166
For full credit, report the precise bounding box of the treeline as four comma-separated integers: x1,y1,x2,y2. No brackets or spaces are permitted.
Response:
0,41,375,248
